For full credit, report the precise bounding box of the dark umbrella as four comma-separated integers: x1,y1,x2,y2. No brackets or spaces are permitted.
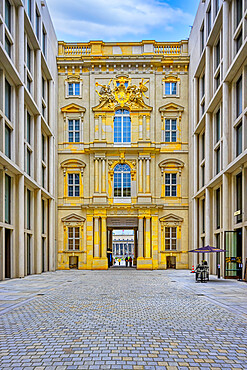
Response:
189,245,226,253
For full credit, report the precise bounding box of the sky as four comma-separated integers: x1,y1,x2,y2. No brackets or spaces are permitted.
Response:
46,0,200,43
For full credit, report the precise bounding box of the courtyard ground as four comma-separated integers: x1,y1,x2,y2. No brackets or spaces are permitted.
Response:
0,269,247,370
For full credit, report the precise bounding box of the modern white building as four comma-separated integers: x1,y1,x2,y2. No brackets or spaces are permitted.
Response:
0,0,57,279
189,0,247,278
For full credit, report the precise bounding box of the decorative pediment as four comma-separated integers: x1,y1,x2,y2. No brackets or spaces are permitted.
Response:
159,159,184,169
93,75,152,112
159,213,184,224
61,103,86,114
159,102,184,113
62,213,86,223
61,159,86,169
163,73,180,82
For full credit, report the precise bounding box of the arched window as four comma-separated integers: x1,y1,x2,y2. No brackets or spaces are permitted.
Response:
114,164,131,197
114,109,131,143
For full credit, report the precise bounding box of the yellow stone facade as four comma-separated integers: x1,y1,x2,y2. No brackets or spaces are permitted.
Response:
57,40,189,270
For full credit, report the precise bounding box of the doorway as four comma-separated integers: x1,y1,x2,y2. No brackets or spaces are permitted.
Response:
5,229,11,278
111,229,135,267
27,234,31,275
167,256,176,269
69,256,78,269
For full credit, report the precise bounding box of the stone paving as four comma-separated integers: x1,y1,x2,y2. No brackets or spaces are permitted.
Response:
0,269,247,370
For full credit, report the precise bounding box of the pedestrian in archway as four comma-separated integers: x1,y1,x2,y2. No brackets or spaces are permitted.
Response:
129,257,132,267
125,256,128,267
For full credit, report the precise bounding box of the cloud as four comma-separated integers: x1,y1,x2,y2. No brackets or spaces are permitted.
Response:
47,0,194,41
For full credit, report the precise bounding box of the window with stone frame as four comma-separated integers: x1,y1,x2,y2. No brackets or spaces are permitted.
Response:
68,227,80,250
165,227,177,250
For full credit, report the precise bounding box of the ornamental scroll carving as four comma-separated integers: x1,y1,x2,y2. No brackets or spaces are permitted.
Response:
108,157,136,181
95,75,150,110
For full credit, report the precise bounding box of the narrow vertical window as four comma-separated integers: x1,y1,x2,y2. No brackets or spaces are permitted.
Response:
236,76,242,117
201,24,204,52
5,0,11,32
68,174,80,197
68,120,80,142
236,30,242,53
165,82,177,95
27,189,31,230
68,227,80,250
236,122,242,156
36,9,40,40
215,40,220,69
27,149,31,175
207,5,211,36
165,173,177,197
114,164,131,198
26,112,31,144
5,174,11,224
42,199,45,234
202,198,205,233
216,188,220,229
215,109,220,143
27,43,31,71
5,79,11,120
27,0,32,20
236,172,242,222
5,125,11,159
5,35,11,57
201,133,205,160
42,27,46,56
165,119,177,142
216,147,220,174
114,110,131,144
165,227,177,250
236,0,242,26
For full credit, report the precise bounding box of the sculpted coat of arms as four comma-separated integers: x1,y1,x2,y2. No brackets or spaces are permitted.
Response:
95,75,149,109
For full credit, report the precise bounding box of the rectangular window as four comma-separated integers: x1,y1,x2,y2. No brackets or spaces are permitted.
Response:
201,165,205,187
42,27,46,56
202,198,205,233
165,227,177,250
201,133,205,160
165,173,177,197
27,0,32,20
215,72,220,90
42,134,45,161
36,9,40,39
201,74,205,98
216,188,220,229
201,24,204,52
68,173,80,197
42,199,45,234
5,35,11,57
236,76,242,117
26,112,31,144
215,109,220,142
5,0,11,31
215,40,220,69
27,43,31,71
165,82,177,95
215,0,220,15
216,147,220,174
27,76,31,93
207,5,212,36
27,189,31,230
5,125,11,159
165,119,177,142
42,165,45,188
27,148,31,175
236,0,242,26
68,83,80,96
68,119,80,142
42,77,45,99
236,30,242,52
236,122,242,156
5,174,11,224
236,172,242,223
5,79,11,120
68,227,80,250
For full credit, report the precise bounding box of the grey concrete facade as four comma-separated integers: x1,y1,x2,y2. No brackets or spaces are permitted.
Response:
0,0,57,280
189,0,247,278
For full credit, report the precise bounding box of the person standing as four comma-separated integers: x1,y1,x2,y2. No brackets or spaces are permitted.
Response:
125,256,128,267
129,257,132,267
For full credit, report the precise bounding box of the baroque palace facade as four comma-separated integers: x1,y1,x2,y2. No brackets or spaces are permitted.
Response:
57,41,190,270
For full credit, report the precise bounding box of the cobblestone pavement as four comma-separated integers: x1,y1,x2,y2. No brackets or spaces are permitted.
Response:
0,270,247,370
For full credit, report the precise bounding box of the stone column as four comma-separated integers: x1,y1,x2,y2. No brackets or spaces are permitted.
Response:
138,159,143,193
102,159,106,193
95,117,99,140
205,188,212,265
138,217,144,258
194,134,198,193
98,159,102,193
94,159,99,193
134,228,138,264
145,217,151,258
139,115,143,139
101,216,107,258
146,116,150,140
205,113,212,184
142,116,146,140
146,158,150,193
94,217,100,258
35,189,42,273
193,77,199,126
48,199,54,271
193,198,199,266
